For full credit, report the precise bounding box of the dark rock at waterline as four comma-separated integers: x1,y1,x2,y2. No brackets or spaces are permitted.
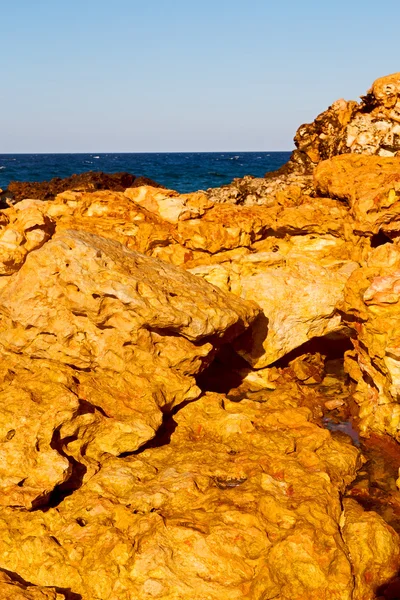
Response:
5,171,163,204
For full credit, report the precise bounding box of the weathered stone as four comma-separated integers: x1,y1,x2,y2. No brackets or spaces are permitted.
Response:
0,200,54,275
124,185,214,223
0,572,65,600
0,229,259,506
0,390,395,600
340,243,400,440
314,154,400,235
341,498,400,600
208,73,400,206
190,252,358,368
1,72,400,599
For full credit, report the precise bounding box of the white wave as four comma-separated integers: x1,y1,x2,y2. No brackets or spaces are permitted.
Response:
0,166,5,170
93,156,100,159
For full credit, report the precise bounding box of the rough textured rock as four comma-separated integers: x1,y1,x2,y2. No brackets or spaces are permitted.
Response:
208,72,400,206
190,249,359,368
287,72,400,175
0,200,54,275
6,171,162,204
16,188,364,368
0,390,397,600
124,185,214,223
0,229,259,507
1,72,400,599
340,243,400,441
314,154,400,235
341,498,400,600
0,572,65,599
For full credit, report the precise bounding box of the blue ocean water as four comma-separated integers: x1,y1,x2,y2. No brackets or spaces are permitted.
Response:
0,152,291,194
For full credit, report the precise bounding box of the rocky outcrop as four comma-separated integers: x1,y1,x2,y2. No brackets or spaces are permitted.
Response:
208,72,400,206
6,171,162,204
2,190,365,367
2,73,400,599
0,228,259,508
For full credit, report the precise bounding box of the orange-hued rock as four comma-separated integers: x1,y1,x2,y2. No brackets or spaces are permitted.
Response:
0,229,259,506
314,154,400,235
207,73,400,207
190,252,358,367
124,185,214,223
341,498,400,600
2,72,400,599
0,390,397,600
340,243,400,440
47,190,177,255
0,357,80,509
0,200,54,274
293,72,400,167
0,572,65,599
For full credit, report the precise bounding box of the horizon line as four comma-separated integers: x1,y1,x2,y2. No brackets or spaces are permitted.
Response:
0,150,293,155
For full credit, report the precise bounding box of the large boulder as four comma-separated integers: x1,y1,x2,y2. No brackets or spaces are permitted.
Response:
0,229,259,507
25,188,363,368
190,252,358,367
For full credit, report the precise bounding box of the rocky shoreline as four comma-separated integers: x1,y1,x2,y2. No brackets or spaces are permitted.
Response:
1,73,400,599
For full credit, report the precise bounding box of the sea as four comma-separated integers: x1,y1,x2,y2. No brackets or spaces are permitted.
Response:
0,152,291,194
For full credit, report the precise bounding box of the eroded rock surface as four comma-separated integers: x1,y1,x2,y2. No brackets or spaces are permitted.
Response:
208,72,400,206
0,572,65,600
0,390,397,600
314,154,400,235
340,243,400,441
1,72,400,599
0,229,259,508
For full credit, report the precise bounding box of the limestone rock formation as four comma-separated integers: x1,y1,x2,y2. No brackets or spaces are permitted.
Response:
340,243,400,441
190,251,358,367
0,390,397,600
124,185,213,223
0,199,54,275
23,188,365,367
1,72,400,599
208,72,400,206
0,572,65,600
314,154,400,236
287,71,400,173
0,229,259,508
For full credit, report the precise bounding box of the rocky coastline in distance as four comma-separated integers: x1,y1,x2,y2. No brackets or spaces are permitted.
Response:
0,73,400,600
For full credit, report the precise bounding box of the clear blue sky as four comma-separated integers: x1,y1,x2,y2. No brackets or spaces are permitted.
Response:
2,0,400,152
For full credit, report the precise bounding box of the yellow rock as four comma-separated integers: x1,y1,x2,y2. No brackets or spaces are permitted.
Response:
314,154,400,235
0,390,393,600
340,243,400,440
0,572,65,599
0,229,259,506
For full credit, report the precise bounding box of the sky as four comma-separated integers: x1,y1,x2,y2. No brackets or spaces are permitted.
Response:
1,0,400,153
